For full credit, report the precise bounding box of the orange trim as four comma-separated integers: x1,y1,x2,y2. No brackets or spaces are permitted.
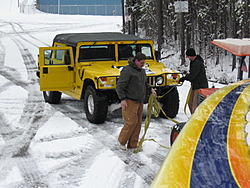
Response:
211,40,250,56
228,84,250,187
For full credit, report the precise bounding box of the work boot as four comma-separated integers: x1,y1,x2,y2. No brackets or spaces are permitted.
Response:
118,141,127,150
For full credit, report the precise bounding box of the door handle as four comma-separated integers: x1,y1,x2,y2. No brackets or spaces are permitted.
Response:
43,67,48,74
68,66,74,71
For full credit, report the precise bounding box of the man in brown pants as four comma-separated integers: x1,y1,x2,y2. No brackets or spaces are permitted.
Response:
116,52,156,150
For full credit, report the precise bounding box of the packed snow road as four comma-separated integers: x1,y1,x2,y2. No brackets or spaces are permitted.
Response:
0,10,191,187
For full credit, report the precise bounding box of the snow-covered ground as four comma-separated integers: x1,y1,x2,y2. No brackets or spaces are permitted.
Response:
0,0,233,187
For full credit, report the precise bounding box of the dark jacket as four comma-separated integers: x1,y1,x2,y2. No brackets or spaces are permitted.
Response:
116,58,151,103
184,55,208,90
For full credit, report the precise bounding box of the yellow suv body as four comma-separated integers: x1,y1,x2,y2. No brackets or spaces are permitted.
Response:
37,32,182,123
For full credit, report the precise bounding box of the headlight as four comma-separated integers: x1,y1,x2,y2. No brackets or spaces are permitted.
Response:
167,74,173,79
156,76,163,85
167,73,179,79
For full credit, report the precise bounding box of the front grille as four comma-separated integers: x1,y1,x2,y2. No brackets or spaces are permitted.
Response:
147,76,156,86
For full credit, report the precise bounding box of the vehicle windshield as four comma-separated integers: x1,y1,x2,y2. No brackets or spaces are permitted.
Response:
118,44,153,60
78,44,153,62
79,45,115,61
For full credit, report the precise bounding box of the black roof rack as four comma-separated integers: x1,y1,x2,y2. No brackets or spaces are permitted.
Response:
53,32,150,46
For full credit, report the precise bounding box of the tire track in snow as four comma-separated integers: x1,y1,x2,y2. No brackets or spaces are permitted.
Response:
0,23,53,187
0,68,29,90
52,103,165,186
6,21,50,47
0,39,5,67
0,38,26,93
10,36,51,186
11,37,37,81
31,101,146,187
43,139,106,187
16,157,49,188
0,104,52,187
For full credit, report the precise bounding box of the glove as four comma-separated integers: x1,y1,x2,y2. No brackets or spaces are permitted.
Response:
182,70,187,74
179,77,186,83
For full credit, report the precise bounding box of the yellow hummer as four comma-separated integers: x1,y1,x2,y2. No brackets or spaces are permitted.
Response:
37,32,182,124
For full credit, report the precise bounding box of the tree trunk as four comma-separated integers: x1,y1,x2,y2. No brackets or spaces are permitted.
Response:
180,12,185,65
121,0,125,34
156,0,163,52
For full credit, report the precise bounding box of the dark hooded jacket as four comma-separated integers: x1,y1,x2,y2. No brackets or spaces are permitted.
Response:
184,55,208,90
116,58,151,103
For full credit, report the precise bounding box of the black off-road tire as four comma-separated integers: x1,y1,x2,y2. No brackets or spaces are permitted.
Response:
159,87,179,118
170,122,185,145
84,86,108,124
43,91,62,104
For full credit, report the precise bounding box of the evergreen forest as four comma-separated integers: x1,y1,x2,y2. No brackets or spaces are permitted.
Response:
123,0,250,81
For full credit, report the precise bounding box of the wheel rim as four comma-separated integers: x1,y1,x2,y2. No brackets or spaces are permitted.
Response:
172,132,179,143
87,95,94,115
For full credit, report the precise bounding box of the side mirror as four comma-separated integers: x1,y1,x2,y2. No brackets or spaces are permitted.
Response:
155,51,161,61
64,54,70,65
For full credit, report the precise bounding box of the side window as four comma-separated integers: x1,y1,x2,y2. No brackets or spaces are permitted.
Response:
118,44,135,60
55,50,63,60
44,50,51,59
79,45,115,61
141,45,153,59
44,49,71,65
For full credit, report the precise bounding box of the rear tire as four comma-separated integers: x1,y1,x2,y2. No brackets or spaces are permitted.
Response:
43,91,62,104
159,87,179,118
84,86,108,124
